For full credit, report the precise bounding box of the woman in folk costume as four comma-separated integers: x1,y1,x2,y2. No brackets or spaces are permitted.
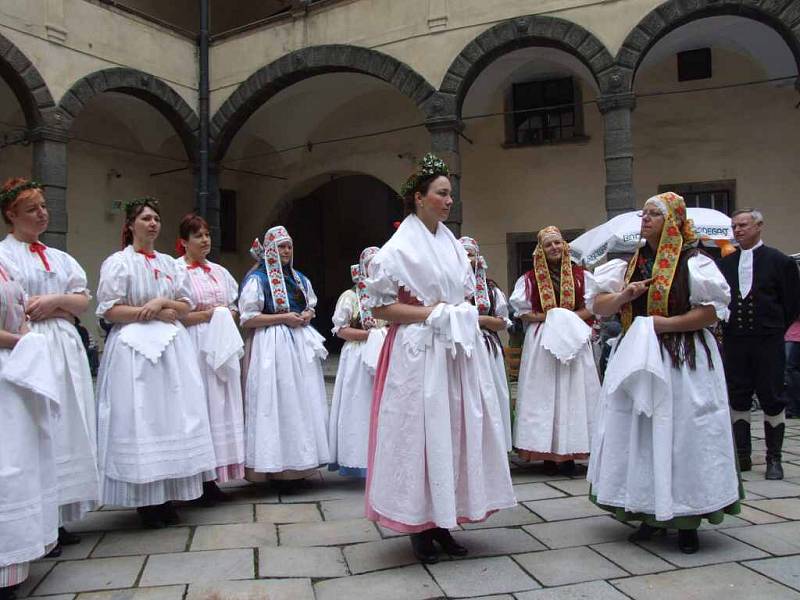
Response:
239,226,329,483
0,178,98,553
175,213,245,503
0,262,61,600
509,226,599,475
586,192,742,554
365,154,516,564
96,198,216,529
458,236,513,451
328,247,388,477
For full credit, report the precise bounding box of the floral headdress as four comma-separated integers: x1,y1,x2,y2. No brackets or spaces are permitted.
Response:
123,196,159,216
621,192,698,331
400,153,449,199
0,179,42,206
459,236,491,315
531,226,575,312
262,225,306,313
351,246,380,329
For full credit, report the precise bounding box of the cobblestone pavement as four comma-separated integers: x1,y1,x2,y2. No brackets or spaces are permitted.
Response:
16,413,800,599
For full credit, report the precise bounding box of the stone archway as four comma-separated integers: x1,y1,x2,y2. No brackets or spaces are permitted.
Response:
0,31,56,128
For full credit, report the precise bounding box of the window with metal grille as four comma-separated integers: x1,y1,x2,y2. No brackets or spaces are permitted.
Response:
658,180,736,216
509,77,583,145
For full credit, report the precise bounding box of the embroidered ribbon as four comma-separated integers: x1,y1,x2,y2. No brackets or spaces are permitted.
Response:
188,261,217,283
458,236,491,315
29,242,51,272
532,226,575,312
351,246,380,330
621,192,698,331
263,226,305,313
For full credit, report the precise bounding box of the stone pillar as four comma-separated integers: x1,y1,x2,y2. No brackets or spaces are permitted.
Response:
30,125,69,250
597,92,636,218
425,116,463,236
194,161,222,258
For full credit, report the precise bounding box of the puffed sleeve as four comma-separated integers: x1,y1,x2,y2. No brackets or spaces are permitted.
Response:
171,261,196,310
221,267,239,312
331,289,357,335
365,260,399,308
688,254,731,322
584,259,628,314
509,276,531,317
96,254,129,317
238,277,264,324
493,287,513,329
64,253,92,298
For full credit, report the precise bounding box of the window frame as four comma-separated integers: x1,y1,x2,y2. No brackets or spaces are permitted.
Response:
657,180,736,216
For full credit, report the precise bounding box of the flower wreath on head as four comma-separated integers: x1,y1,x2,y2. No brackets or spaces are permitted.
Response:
0,180,42,205
123,196,159,215
399,153,450,199
621,192,698,331
458,236,492,315
351,246,380,329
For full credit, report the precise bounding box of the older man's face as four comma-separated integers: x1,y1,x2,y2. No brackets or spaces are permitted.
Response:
731,213,762,250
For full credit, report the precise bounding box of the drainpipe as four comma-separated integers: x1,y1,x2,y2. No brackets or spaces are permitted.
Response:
197,0,210,219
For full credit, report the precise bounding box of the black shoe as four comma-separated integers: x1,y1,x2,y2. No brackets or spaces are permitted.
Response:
410,531,439,564
543,460,560,476
203,480,231,503
44,542,63,558
58,526,81,545
137,506,167,529
559,460,576,476
678,529,699,554
431,527,468,556
628,523,662,543
765,422,785,480
766,457,784,480
159,502,180,526
0,584,19,600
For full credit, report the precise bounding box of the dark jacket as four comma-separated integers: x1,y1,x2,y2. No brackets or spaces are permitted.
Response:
718,245,800,336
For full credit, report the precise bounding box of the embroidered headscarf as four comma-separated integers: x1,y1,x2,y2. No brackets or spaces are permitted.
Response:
529,226,575,312
351,246,380,329
621,192,698,331
459,236,491,315
261,225,307,313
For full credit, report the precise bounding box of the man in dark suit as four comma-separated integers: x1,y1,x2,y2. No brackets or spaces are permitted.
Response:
719,209,800,480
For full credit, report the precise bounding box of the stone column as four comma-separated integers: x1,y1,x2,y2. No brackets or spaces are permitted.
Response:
597,92,636,217
425,116,464,236
30,124,69,250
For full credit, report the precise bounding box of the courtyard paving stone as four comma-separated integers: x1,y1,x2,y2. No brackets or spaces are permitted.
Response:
35,557,145,595
186,579,314,600
638,530,768,568
428,556,540,597
319,498,367,521
743,498,800,519
342,537,417,574
611,562,800,600
278,517,380,546
546,479,591,496
743,479,800,499
590,541,676,575
450,527,546,557
139,549,253,587
314,565,442,600
743,556,800,592
77,586,185,600
512,483,567,502
177,504,254,526
523,516,633,549
92,528,190,558
190,523,277,550
512,546,627,587
257,546,348,578
524,496,607,521
515,580,630,600
722,521,800,555
255,502,321,523
460,504,543,529
41,534,101,561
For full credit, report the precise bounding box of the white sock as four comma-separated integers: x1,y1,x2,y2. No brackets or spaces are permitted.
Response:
765,412,786,427
731,410,751,424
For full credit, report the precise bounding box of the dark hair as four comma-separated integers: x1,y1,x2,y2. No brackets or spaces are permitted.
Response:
401,173,449,216
176,213,210,256
1,177,43,225
121,198,161,248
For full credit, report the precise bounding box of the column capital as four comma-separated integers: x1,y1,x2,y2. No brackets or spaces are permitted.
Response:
28,124,70,144
597,92,636,114
424,116,464,134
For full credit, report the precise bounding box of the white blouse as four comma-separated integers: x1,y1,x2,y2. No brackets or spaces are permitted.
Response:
96,246,194,316
584,255,731,321
331,288,387,335
175,257,238,312
238,276,318,325
0,234,90,298
491,287,513,330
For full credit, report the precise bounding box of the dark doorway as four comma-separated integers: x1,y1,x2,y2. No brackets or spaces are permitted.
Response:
284,174,402,352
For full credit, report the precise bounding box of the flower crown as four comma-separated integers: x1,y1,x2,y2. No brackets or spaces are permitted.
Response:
124,196,159,215
0,180,42,204
399,153,449,198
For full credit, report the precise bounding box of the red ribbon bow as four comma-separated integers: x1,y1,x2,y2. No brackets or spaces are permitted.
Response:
30,242,51,272
188,261,217,283
136,248,171,281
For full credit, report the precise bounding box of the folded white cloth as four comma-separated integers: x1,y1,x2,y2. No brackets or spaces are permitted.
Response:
2,332,60,414
200,307,244,377
540,307,592,364
603,316,668,418
294,325,328,364
362,327,388,374
119,321,179,364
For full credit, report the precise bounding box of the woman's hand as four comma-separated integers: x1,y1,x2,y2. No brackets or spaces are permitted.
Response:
520,312,545,323
155,308,178,323
25,295,61,321
300,309,315,325
283,312,306,328
620,277,653,303
138,298,165,321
